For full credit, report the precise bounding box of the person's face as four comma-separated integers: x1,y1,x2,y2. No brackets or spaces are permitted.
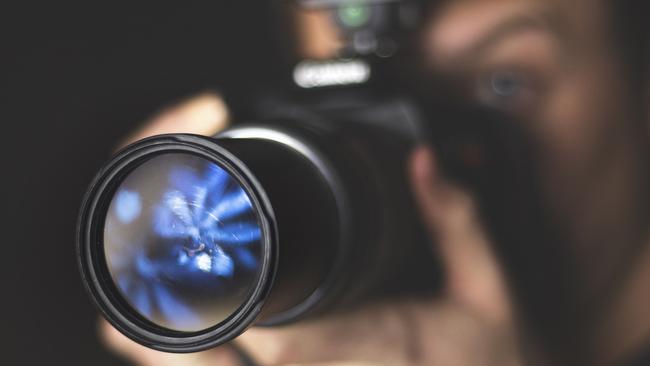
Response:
422,0,648,301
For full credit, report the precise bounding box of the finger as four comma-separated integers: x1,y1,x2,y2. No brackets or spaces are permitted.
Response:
235,300,504,366
282,363,379,366
236,299,520,366
99,320,241,366
409,146,512,326
236,301,430,366
119,91,230,147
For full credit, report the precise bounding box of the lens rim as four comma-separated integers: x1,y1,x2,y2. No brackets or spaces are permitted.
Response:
77,134,278,353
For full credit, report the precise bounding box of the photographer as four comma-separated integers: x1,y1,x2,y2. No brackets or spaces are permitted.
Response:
98,0,649,365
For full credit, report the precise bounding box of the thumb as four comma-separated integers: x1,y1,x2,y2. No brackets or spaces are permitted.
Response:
409,146,512,326
119,91,230,147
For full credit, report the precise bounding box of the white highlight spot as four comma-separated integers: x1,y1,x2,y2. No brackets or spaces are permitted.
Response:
195,252,212,273
293,59,371,88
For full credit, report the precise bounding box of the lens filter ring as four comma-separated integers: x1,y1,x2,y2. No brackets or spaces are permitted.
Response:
77,134,278,352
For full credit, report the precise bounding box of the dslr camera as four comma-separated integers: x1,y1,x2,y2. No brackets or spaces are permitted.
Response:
78,0,524,352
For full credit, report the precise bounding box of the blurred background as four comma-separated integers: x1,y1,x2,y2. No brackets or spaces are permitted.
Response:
1,3,277,365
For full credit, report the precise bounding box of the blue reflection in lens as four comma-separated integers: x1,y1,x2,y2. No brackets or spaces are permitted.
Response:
104,154,263,332
114,189,142,223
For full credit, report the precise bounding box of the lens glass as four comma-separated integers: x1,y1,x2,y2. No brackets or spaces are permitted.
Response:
103,153,264,332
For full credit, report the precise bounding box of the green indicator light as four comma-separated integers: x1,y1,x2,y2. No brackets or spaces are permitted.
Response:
337,4,370,28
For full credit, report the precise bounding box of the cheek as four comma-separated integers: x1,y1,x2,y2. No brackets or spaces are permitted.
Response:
532,58,635,231
537,71,605,183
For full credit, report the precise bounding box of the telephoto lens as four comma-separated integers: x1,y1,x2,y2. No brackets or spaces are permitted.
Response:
78,115,437,352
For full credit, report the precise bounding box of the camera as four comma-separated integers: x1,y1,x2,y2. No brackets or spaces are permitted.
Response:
78,0,523,353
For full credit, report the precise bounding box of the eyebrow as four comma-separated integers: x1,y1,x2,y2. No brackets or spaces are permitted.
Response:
451,13,560,66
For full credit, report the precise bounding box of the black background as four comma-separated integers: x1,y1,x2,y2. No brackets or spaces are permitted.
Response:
2,2,276,365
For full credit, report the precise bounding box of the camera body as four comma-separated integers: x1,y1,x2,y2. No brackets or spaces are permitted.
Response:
217,86,438,324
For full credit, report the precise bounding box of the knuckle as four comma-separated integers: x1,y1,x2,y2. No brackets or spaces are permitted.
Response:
241,331,300,365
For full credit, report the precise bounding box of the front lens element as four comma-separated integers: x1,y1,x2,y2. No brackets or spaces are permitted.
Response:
103,153,264,333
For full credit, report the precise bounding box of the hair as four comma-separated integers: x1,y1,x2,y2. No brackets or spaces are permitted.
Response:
609,0,649,100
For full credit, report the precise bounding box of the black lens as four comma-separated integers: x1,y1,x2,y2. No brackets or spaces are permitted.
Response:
79,133,349,351
103,153,265,332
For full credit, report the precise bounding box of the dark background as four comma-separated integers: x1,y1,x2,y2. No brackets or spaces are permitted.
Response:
2,3,276,365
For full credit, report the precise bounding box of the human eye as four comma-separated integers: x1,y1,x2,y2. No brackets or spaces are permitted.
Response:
472,66,544,114
463,29,560,117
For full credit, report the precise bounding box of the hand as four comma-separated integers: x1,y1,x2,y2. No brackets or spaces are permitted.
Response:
101,92,527,366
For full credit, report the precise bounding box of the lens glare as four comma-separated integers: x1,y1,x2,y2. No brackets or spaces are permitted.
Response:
103,153,264,332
